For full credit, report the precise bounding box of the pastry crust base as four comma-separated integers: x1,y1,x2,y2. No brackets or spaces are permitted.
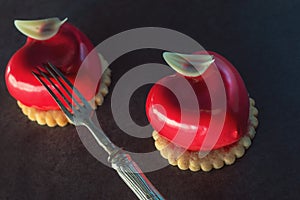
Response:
153,98,259,172
17,68,111,127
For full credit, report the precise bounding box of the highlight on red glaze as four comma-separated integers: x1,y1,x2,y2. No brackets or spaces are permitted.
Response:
146,51,249,151
5,21,102,110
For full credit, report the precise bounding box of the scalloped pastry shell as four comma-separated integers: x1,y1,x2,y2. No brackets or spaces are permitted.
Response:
153,98,259,172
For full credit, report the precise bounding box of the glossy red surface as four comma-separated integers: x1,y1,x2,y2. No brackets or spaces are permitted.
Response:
146,51,250,151
5,23,101,110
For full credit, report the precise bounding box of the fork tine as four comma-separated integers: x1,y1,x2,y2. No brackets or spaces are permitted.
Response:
32,71,73,121
42,64,81,109
47,62,93,110
35,67,73,109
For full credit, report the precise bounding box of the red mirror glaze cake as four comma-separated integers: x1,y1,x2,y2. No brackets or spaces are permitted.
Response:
146,51,258,171
5,18,111,127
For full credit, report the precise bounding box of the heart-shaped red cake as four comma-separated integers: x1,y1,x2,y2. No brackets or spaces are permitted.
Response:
146,51,250,151
5,18,110,127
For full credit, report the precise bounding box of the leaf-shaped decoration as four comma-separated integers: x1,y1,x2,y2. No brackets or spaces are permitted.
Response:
14,17,68,40
163,52,215,77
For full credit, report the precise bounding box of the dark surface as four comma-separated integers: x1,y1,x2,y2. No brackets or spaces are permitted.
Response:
0,0,299,199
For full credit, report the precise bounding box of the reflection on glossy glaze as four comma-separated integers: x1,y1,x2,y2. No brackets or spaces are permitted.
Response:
146,51,249,151
5,19,101,110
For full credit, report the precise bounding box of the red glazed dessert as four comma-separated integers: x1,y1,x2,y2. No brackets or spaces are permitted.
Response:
146,51,258,171
5,18,111,127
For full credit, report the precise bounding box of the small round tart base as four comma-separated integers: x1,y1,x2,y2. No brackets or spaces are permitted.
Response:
153,98,259,172
17,68,111,127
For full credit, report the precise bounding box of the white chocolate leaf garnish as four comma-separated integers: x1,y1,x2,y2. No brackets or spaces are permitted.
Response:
163,52,215,77
14,17,68,40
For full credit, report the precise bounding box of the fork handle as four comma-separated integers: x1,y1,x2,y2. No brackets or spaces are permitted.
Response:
109,151,165,200
84,121,164,199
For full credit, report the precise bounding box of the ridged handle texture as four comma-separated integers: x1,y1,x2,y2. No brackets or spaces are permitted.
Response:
110,151,165,200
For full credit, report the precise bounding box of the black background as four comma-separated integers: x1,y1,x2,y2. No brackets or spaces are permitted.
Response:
0,0,299,199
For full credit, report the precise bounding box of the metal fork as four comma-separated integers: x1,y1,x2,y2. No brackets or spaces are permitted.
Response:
32,63,164,200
